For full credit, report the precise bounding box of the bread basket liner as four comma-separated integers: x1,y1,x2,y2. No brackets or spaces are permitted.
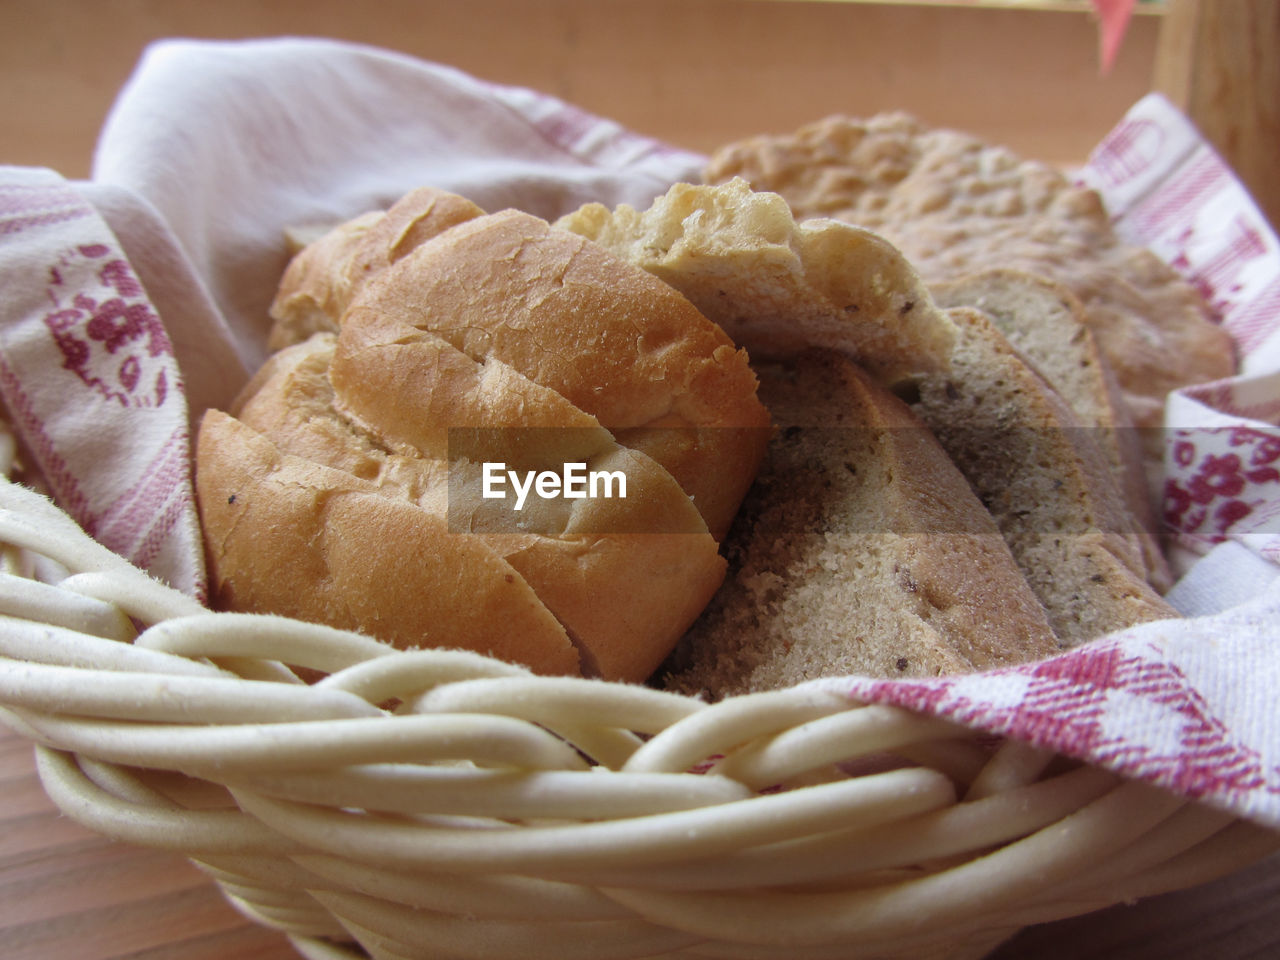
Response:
0,37,1277,960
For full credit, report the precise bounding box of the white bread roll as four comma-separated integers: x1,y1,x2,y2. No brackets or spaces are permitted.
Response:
196,188,770,683
196,410,583,677
223,333,728,683
334,205,771,540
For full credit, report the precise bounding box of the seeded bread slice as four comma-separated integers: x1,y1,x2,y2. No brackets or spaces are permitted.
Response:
901,308,1179,645
662,349,1060,699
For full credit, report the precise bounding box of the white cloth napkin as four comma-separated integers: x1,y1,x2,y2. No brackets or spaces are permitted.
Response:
91,37,706,384
1,39,1278,830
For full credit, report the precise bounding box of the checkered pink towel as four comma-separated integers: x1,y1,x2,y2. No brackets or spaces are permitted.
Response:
831,94,1280,829
1,39,1276,828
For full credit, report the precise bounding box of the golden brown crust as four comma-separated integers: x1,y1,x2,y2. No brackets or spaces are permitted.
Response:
334,205,771,539
228,334,728,684
195,410,582,676
267,187,487,351
200,188,767,684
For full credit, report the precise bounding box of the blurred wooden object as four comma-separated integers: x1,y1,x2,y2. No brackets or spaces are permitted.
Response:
1154,0,1280,232
1,0,1160,177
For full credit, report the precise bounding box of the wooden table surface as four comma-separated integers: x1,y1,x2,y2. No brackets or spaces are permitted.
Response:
3,718,1278,960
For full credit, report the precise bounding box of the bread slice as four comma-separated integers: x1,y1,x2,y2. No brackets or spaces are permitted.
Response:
662,349,1060,699
899,307,1179,645
219,333,729,684
930,268,1171,592
555,178,957,384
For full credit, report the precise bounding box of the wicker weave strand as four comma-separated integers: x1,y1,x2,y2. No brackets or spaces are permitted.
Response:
0,467,1277,960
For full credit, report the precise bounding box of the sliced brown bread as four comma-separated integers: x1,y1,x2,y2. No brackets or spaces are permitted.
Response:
930,268,1171,592
662,349,1060,699
900,307,1179,645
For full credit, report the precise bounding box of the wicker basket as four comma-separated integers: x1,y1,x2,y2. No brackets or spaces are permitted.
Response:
1,446,1277,960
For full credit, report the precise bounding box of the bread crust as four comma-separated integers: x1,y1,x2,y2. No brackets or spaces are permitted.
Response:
195,410,582,676
227,334,728,683
200,188,767,683
333,205,771,539
268,186,486,351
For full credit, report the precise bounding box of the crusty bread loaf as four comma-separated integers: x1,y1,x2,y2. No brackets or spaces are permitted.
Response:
334,204,772,540
220,332,729,683
930,268,1171,592
899,307,1179,644
267,186,487,352
663,349,1061,698
197,189,772,683
702,113,1235,449
196,410,583,677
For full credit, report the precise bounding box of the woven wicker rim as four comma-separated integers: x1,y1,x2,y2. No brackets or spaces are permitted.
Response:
0,459,1276,960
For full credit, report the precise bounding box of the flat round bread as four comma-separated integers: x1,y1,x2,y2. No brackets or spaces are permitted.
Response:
703,113,1236,440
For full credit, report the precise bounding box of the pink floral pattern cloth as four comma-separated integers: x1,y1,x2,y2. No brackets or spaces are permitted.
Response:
0,44,1277,829
0,169,205,596
1081,94,1280,568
